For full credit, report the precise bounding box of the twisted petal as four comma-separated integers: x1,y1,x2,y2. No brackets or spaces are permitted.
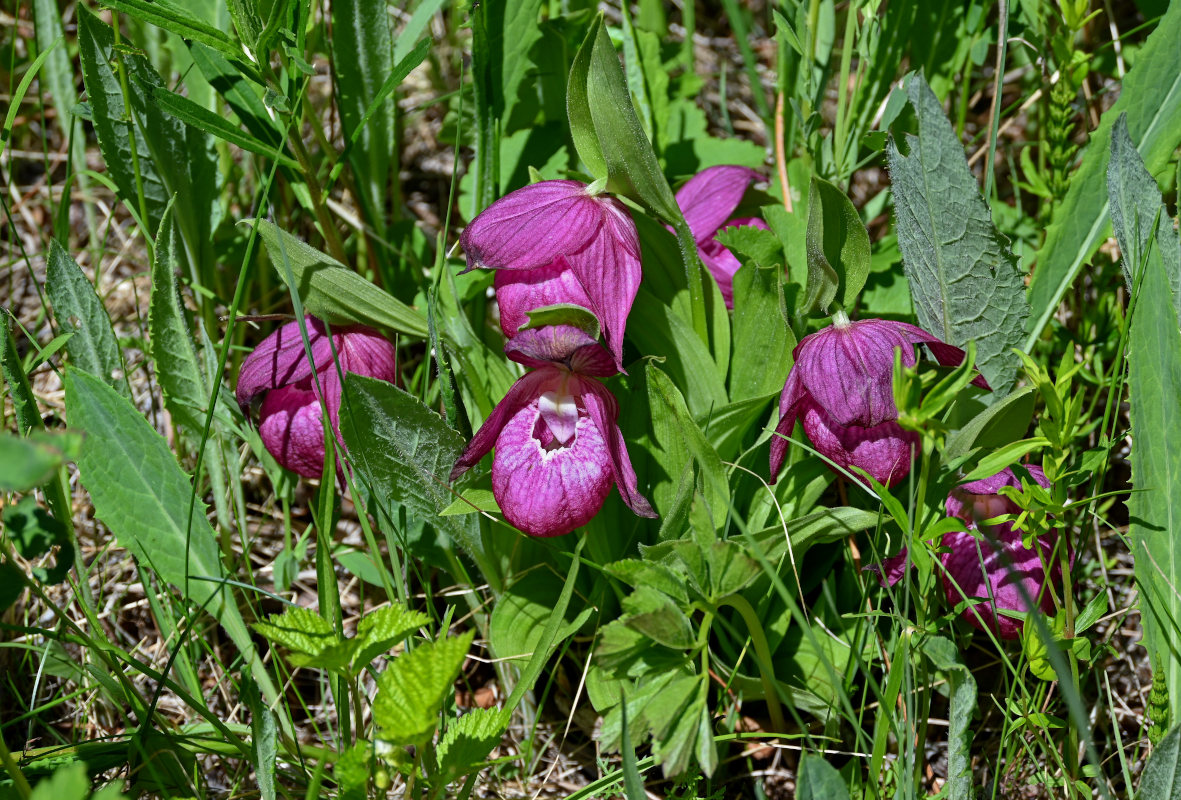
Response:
492,402,614,537
565,201,642,372
236,317,331,407
460,180,604,272
675,166,763,244
450,370,558,481
578,377,657,519
504,325,616,377
258,385,326,479
940,526,1058,639
493,257,594,339
799,399,919,488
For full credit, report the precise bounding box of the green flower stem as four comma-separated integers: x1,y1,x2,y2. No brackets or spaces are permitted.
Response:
0,732,32,799
670,217,710,349
716,594,787,734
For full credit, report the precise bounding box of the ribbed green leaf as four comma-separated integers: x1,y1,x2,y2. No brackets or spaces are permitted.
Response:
64,369,278,705
803,177,870,315
1129,256,1181,727
46,240,128,398
887,73,1029,395
920,635,977,800
146,83,297,166
1139,726,1181,800
373,631,474,745
729,263,794,403
249,219,428,338
1026,0,1181,347
352,605,432,671
100,0,245,64
436,708,511,782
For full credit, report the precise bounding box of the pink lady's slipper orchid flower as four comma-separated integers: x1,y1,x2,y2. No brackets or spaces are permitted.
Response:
236,316,397,479
460,180,641,371
450,326,656,537
770,313,988,487
939,465,1062,639
674,165,769,309
869,465,1063,640
493,256,595,341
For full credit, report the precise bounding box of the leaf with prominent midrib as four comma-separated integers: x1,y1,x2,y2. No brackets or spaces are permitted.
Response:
1026,0,1181,347
47,240,128,398
1139,725,1181,800
1108,113,1181,323
64,369,278,705
887,73,1029,395
373,631,474,746
1128,256,1181,728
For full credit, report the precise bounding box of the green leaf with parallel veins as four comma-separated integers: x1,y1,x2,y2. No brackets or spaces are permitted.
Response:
373,631,475,746
730,260,794,402
1108,113,1181,323
1129,256,1181,729
64,369,279,706
489,570,592,664
249,219,428,338
803,177,870,315
47,239,127,397
887,74,1029,395
1027,0,1181,347
796,753,851,800
436,708,511,782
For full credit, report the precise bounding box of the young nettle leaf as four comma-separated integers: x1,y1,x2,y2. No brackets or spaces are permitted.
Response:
3,496,73,585
887,73,1029,395
435,708,511,783
373,631,475,746
253,604,429,676
802,177,870,315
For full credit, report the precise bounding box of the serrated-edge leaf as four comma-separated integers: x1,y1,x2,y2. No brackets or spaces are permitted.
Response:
252,606,338,658
352,604,431,672
47,240,128,398
887,74,1029,395
436,708,511,779
373,631,475,745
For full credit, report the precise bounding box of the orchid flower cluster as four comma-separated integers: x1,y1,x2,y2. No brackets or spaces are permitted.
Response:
234,167,1063,639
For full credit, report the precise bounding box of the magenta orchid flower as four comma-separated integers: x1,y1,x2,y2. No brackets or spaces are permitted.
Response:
450,325,655,537
460,180,641,371
674,165,769,308
869,465,1062,640
493,256,595,340
770,313,988,487
940,465,1062,639
236,316,397,479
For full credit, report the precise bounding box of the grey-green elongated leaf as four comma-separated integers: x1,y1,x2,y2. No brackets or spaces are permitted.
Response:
566,17,608,181
920,635,976,800
373,631,474,746
730,264,795,402
145,83,297,167
1108,113,1181,323
796,752,851,800
2,317,40,433
46,240,128,398
1026,0,1181,348
1139,725,1181,800
78,7,217,269
887,74,1029,395
149,204,207,431
63,369,279,705
1129,256,1181,728
99,0,245,64
332,0,394,232
803,177,871,315
241,678,277,800
339,374,479,552
248,220,428,338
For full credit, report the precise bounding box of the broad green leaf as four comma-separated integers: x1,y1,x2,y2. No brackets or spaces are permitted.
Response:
332,0,395,233
242,677,277,800
628,288,727,416
566,16,607,180
436,708,511,782
373,631,475,745
715,226,784,269
28,762,91,800
887,74,1029,395
646,364,729,528
64,369,278,705
0,431,79,492
1026,0,1181,347
489,570,591,663
802,177,870,315
1139,725,1181,800
944,386,1036,461
796,752,851,800
145,83,297,166
1108,113,1181,321
46,240,128,398
729,262,794,402
149,204,208,432
249,219,428,338
605,559,690,605
920,635,976,800
1129,256,1181,727
339,374,479,551
621,585,695,650
696,394,776,462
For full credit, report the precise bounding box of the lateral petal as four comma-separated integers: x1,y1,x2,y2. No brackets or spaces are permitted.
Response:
579,378,657,518
236,317,330,407
674,166,763,244
258,384,326,480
